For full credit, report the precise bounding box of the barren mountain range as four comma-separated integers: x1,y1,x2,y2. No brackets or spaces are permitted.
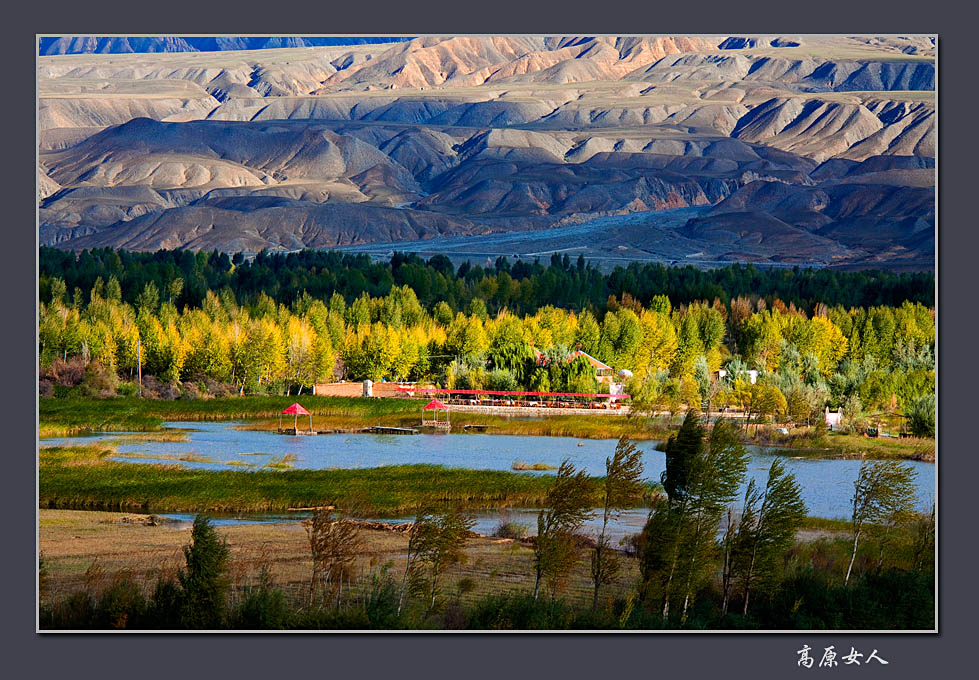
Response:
38,35,936,268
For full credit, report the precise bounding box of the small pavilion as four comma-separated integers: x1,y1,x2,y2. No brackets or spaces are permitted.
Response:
280,402,313,434
422,398,450,431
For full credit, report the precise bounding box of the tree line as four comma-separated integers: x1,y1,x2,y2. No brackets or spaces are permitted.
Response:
40,247,935,317
39,264,935,435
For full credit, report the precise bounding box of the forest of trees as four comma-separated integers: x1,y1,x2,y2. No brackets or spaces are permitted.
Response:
40,247,934,316
39,249,935,433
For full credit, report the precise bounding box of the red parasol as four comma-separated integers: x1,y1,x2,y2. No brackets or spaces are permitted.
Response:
279,403,312,433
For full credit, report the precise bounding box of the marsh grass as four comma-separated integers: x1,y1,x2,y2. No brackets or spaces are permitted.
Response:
756,430,932,460
511,461,557,471
106,432,191,445
263,453,298,470
39,445,574,514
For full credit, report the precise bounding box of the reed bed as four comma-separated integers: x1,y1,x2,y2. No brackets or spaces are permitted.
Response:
106,432,191,444
511,461,557,471
39,445,570,515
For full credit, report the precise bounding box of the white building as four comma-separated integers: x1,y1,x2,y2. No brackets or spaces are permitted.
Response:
717,368,759,385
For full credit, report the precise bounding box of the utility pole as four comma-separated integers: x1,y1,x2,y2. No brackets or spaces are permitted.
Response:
137,336,142,397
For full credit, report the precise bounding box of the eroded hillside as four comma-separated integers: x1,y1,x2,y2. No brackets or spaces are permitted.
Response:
38,35,935,267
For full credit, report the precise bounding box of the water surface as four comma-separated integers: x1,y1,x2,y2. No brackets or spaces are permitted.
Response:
44,420,935,520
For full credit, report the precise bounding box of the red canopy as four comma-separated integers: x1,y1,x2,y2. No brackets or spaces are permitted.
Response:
423,398,448,410
281,403,310,415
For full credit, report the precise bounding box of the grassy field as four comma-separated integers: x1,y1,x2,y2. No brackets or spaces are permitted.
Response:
37,508,640,615
39,395,665,440
753,427,935,461
39,444,600,514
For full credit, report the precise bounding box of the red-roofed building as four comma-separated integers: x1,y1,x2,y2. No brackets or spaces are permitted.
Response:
532,348,616,384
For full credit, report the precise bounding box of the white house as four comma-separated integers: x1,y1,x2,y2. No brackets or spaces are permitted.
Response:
717,368,759,385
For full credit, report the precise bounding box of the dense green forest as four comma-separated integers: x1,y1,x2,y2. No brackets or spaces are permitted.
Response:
39,248,935,435
40,248,934,315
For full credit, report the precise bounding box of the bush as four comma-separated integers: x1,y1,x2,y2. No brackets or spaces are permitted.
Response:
79,360,119,398
116,381,139,397
39,379,55,398
492,521,528,539
147,578,183,629
140,375,181,400
203,378,234,398
179,382,203,400
46,356,88,387
44,591,97,629
906,394,935,438
95,577,147,629
232,586,289,629
178,516,230,629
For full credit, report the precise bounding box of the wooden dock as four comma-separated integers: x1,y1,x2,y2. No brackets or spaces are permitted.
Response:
276,426,419,435
363,426,418,435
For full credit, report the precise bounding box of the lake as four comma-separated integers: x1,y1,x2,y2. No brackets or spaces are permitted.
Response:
43,421,935,521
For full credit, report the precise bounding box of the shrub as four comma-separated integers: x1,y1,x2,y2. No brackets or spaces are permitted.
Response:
492,521,528,539
178,516,230,629
232,586,288,629
906,394,935,438
47,356,88,387
79,360,119,398
116,381,139,397
147,578,183,629
179,382,203,400
96,577,147,629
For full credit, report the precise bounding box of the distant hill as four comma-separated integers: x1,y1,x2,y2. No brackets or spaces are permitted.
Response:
37,36,934,268
37,36,411,55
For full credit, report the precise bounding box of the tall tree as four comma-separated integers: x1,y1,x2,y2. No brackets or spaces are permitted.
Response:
590,438,646,609
640,412,747,622
414,507,476,612
303,504,365,608
845,460,918,585
533,459,594,601
725,458,807,615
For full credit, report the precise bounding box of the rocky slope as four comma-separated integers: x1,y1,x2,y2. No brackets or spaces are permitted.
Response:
37,36,935,267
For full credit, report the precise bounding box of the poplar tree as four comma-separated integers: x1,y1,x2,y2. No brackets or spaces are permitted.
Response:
845,460,918,585
533,459,594,601
640,412,747,622
724,458,806,616
591,438,645,609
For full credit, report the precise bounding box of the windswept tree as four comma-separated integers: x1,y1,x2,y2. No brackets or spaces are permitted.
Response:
533,459,594,601
640,412,748,622
414,507,475,613
724,458,807,615
398,507,431,616
845,460,918,585
303,504,365,608
591,438,646,609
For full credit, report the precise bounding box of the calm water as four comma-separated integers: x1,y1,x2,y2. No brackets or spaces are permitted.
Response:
45,421,935,520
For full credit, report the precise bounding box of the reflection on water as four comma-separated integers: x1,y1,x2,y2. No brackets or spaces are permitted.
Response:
45,420,935,520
